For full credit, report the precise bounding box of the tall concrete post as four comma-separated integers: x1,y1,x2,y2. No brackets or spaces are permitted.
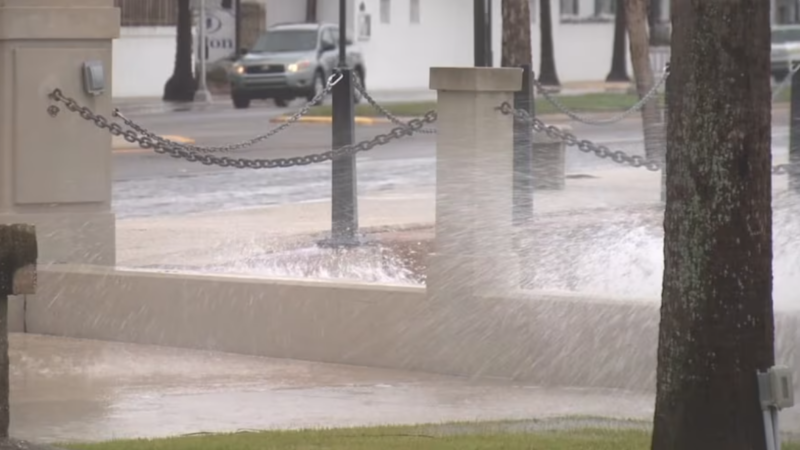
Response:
0,0,119,266
427,67,522,299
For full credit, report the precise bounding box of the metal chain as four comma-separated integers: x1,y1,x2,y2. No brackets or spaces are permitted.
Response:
498,102,661,171
533,65,670,126
352,74,437,135
111,73,343,153
772,61,800,102
497,102,794,176
47,88,438,169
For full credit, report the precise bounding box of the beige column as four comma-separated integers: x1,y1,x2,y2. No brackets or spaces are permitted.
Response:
0,0,120,265
427,67,522,299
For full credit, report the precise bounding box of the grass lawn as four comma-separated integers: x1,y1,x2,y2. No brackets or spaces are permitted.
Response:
303,87,792,119
61,421,800,450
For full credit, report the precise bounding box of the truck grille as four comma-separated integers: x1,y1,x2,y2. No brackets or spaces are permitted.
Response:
245,64,285,74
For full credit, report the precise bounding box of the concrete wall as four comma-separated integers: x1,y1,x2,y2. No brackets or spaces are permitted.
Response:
113,27,177,98
21,265,800,394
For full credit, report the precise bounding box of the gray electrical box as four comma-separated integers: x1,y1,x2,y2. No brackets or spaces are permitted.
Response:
758,366,795,410
82,60,105,96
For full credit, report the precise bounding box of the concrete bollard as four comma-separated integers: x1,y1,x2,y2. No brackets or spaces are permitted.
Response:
0,224,37,440
0,0,120,266
532,125,570,191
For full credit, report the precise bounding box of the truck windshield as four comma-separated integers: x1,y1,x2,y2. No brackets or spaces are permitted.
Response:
251,30,318,53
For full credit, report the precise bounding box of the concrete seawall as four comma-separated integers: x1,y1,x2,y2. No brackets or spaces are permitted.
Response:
21,265,800,394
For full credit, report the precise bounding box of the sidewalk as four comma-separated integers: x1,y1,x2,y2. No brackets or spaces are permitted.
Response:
11,333,660,444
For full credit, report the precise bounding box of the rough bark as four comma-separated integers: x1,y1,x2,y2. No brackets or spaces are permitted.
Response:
623,0,663,160
537,0,560,86
305,0,318,23
501,0,533,67
652,0,774,449
606,0,630,82
163,0,197,102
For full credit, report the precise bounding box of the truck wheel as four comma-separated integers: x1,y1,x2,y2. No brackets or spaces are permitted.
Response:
274,97,290,107
353,68,364,104
232,93,251,109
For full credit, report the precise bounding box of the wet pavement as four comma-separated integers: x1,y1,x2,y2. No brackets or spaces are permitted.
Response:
11,333,665,444
109,107,792,219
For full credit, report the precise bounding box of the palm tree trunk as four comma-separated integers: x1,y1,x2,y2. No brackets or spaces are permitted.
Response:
624,0,663,160
606,0,630,82
305,0,318,23
163,0,197,102
501,0,533,67
538,0,560,86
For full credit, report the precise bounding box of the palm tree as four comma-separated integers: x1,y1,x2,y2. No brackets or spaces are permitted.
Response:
606,0,630,82
538,0,560,87
305,0,318,22
163,0,197,102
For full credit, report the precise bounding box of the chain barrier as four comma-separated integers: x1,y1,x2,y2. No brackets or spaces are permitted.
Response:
351,75,437,135
533,65,670,126
108,73,343,153
497,101,794,176
47,88,438,169
772,62,800,102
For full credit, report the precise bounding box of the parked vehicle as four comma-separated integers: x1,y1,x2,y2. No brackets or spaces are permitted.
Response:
228,22,366,109
771,25,800,81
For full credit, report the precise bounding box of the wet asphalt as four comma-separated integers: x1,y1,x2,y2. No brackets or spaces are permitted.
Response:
111,104,792,219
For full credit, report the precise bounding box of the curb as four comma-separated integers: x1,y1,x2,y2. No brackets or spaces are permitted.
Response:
113,135,195,153
269,116,391,125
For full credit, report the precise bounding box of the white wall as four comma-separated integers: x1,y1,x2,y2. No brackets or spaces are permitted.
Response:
113,27,176,98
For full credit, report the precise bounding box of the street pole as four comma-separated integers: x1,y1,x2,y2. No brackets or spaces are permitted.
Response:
485,0,493,67
474,0,487,66
790,65,800,194
234,0,242,55
324,0,359,247
194,0,213,103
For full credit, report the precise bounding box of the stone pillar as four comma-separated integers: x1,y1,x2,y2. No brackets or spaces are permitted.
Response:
427,67,522,298
0,0,120,265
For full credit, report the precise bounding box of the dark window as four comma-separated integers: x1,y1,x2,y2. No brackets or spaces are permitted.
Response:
251,30,319,53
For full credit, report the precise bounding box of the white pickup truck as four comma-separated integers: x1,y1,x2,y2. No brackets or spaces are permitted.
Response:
772,25,800,81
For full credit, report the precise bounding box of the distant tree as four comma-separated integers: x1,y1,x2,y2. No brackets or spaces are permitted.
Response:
624,0,662,160
606,0,630,82
163,0,197,102
653,0,774,449
305,0,318,23
501,0,533,67
537,0,560,86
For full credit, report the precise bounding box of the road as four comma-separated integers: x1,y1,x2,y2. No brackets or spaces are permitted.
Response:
110,105,793,219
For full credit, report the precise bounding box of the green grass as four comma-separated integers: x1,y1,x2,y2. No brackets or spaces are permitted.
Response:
60,421,800,450
304,88,792,119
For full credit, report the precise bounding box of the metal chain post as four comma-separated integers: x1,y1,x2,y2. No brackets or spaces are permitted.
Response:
47,88,437,169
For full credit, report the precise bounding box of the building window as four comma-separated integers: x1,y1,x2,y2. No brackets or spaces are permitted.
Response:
410,0,420,23
380,0,391,24
561,0,615,22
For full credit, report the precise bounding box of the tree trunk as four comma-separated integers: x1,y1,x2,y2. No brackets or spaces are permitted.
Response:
623,0,662,160
606,0,630,82
652,0,774,449
305,0,317,23
501,0,533,67
163,0,197,102
538,0,560,86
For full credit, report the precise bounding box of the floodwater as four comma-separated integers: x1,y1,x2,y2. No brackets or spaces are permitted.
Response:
12,334,666,444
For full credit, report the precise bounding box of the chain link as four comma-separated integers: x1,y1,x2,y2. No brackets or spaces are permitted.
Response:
48,88,438,169
498,101,794,176
498,102,661,171
533,64,670,126
111,73,343,153
772,61,800,102
352,74,437,135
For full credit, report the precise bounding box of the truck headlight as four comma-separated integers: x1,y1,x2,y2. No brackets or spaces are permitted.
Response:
287,61,311,73
232,64,245,75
